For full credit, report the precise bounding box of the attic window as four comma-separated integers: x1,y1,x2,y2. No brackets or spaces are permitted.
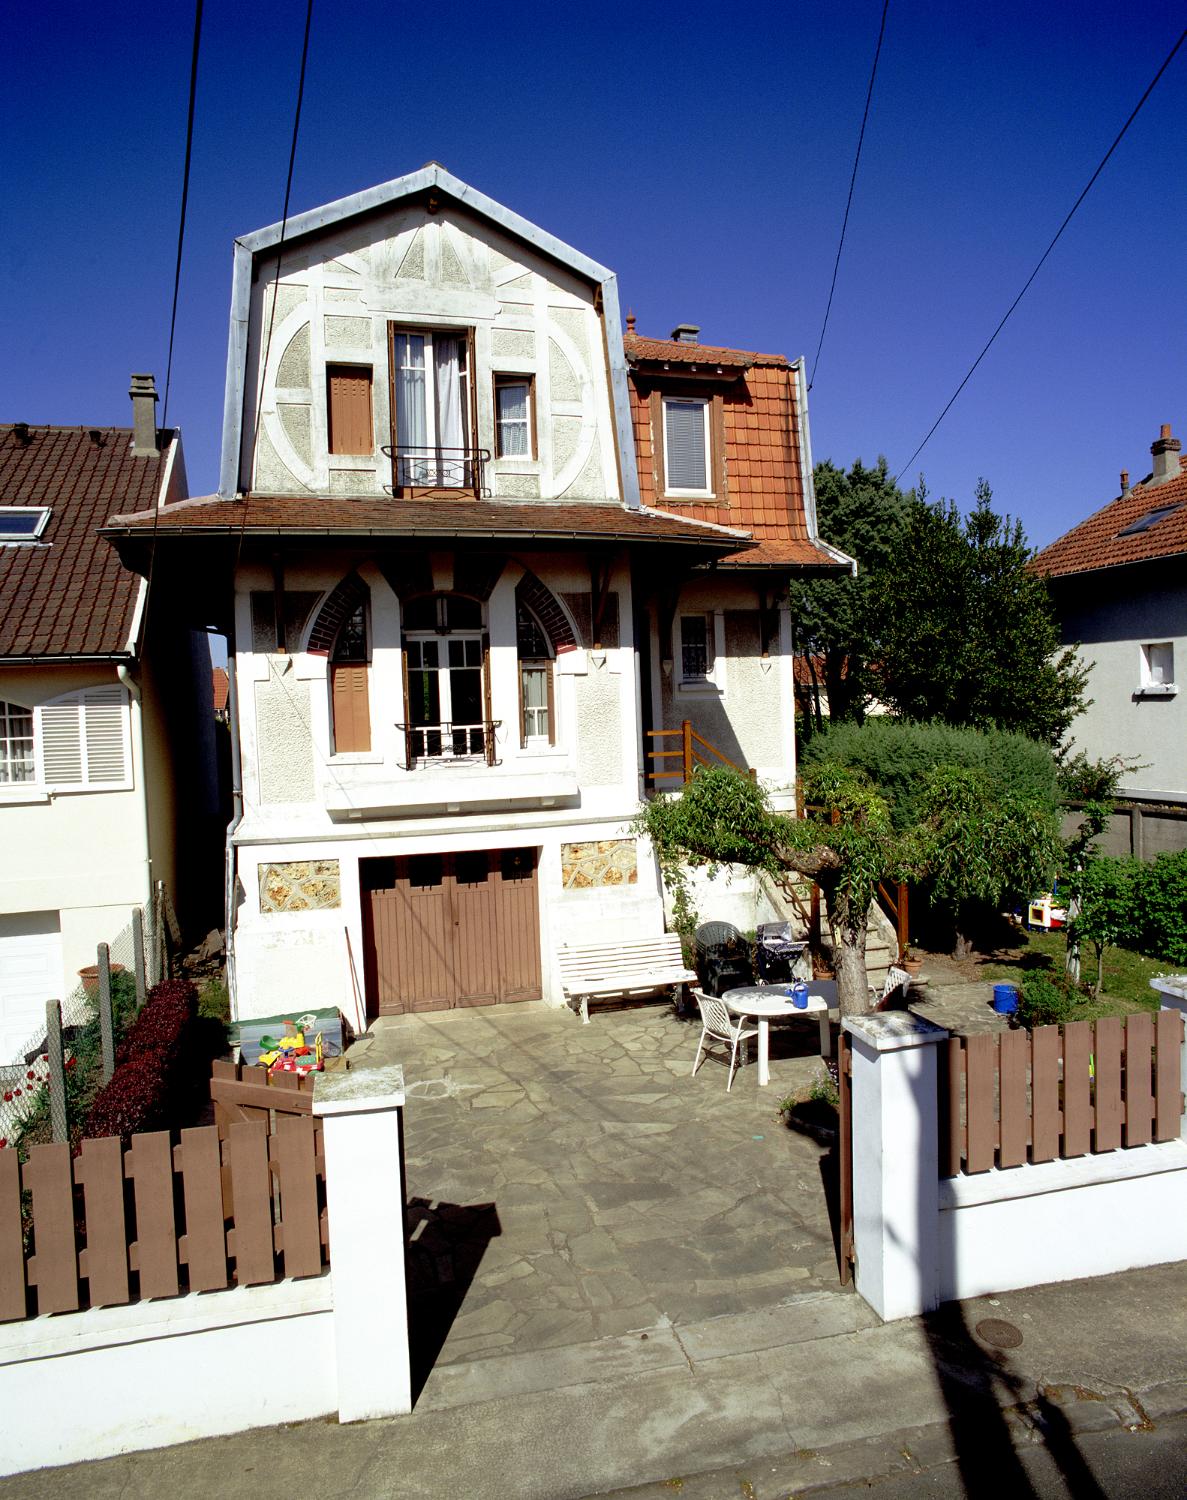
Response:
0,507,50,542
1116,502,1182,537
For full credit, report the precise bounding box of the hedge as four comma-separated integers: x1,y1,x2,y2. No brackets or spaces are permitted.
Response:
82,978,208,1141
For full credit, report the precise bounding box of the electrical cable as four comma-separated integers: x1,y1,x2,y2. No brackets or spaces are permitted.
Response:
808,0,890,392
161,0,204,431
894,25,1187,485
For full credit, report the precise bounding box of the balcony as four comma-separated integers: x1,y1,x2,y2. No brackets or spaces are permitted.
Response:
383,444,488,496
397,720,499,768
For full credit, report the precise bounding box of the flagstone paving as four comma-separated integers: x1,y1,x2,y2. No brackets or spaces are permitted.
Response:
350,1001,846,1380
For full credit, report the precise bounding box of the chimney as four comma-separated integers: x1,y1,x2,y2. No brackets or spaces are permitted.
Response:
1120,470,1130,495
670,323,700,345
1150,423,1181,486
129,373,159,456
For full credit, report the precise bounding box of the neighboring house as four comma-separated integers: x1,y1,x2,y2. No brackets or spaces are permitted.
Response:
0,389,219,1060
1035,422,1187,853
104,165,851,1026
212,667,230,722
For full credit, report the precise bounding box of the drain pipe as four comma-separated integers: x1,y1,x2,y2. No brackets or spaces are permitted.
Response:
118,580,154,911
224,648,245,1019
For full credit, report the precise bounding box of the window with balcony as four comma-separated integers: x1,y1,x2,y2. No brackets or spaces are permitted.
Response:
389,328,482,490
400,594,495,763
330,603,371,753
516,602,555,746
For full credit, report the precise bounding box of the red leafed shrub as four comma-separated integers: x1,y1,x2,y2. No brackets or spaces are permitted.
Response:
82,979,206,1142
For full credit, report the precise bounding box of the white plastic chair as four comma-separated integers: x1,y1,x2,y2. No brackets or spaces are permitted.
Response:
691,989,759,1092
871,965,912,1010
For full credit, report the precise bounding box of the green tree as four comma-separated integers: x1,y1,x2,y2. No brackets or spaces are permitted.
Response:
1065,856,1141,997
790,458,911,730
875,481,1088,746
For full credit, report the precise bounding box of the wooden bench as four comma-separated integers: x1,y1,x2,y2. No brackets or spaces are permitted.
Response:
558,935,697,1025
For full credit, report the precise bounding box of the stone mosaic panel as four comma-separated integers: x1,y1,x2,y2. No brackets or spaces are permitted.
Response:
561,839,637,890
259,859,341,913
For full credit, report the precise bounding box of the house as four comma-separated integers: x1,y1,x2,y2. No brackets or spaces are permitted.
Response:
1035,422,1187,856
103,165,851,1026
0,388,220,1060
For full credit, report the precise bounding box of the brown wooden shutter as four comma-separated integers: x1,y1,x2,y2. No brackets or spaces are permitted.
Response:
331,664,371,752
482,634,495,766
545,662,556,747
327,366,374,455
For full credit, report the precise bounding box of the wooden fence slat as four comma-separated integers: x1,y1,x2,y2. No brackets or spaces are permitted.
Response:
177,1127,229,1292
998,1028,1030,1167
1031,1026,1063,1162
1124,1013,1155,1147
127,1131,179,1299
0,1149,28,1321
1061,1021,1094,1159
77,1136,130,1307
965,1033,997,1173
274,1117,323,1279
938,1038,963,1177
1094,1017,1124,1151
1155,1009,1185,1142
24,1144,79,1314
227,1122,276,1286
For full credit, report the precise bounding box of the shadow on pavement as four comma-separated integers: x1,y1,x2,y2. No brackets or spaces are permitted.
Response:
405,1196,502,1404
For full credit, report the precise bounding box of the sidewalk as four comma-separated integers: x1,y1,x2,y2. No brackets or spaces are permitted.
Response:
2,1261,1184,1499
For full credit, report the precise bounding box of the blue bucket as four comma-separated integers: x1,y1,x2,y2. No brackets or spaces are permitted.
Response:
992,983,1019,1015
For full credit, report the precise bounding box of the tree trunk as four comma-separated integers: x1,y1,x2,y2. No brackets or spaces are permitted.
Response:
825,885,873,1016
1095,946,1104,999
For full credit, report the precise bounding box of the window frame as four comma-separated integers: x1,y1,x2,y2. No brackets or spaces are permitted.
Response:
0,700,35,785
0,507,52,544
493,373,536,460
386,323,479,495
400,593,493,764
329,601,373,756
0,686,133,800
661,395,713,498
516,601,555,748
326,363,375,456
1138,641,1177,696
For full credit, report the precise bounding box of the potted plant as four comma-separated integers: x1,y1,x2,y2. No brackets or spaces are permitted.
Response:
900,947,924,978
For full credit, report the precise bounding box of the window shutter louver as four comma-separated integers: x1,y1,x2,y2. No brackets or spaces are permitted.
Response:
37,686,130,788
82,687,128,782
39,701,84,784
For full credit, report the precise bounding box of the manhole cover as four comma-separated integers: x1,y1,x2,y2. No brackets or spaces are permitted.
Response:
975,1318,1023,1349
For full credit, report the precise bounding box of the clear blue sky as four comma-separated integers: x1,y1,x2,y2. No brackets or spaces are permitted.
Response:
2,0,1183,549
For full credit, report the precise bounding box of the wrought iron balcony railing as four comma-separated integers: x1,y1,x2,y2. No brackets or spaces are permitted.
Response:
383,445,489,493
397,720,501,768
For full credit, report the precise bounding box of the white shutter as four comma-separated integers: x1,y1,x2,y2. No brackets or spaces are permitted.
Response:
36,686,130,789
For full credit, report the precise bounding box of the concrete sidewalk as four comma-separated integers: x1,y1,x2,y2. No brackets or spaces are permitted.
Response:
2,1261,1184,1499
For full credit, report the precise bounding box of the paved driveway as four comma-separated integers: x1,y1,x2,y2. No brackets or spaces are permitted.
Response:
352,999,847,1386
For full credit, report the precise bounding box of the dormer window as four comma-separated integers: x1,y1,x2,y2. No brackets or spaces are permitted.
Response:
389,327,480,491
0,507,51,544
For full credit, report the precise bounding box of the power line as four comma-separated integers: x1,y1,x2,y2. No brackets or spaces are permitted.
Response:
808,0,890,392
161,0,204,430
894,25,1187,486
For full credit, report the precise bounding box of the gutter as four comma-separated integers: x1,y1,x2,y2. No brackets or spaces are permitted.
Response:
793,356,857,578
117,579,153,910
101,521,753,549
0,652,136,665
224,648,245,1020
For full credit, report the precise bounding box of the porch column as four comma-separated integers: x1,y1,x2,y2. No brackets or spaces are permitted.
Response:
843,1011,948,1321
314,1063,412,1422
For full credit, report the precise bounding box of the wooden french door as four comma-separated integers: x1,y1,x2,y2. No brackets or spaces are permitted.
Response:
362,848,541,1016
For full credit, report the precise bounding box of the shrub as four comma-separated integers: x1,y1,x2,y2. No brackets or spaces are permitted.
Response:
82,979,210,1141
800,719,1058,831
1015,969,1080,1029
1134,850,1187,966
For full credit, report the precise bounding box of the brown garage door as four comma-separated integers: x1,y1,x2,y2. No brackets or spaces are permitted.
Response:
362,848,541,1016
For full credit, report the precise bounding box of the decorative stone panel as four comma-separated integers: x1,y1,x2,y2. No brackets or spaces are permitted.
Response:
561,840,637,890
259,859,342,913
277,324,311,387
324,315,371,350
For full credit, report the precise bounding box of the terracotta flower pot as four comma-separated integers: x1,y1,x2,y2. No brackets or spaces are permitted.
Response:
78,963,125,995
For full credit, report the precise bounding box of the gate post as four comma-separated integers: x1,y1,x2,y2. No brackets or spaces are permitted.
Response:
313,1063,411,1423
842,1011,948,1321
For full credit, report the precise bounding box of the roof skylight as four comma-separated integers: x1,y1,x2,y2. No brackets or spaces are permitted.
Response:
0,507,51,542
1116,502,1182,538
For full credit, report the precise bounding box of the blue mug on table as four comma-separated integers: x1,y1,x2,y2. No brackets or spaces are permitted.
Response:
785,981,809,1009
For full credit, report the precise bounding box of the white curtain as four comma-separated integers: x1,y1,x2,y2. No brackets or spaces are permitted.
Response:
435,337,463,453
498,382,529,455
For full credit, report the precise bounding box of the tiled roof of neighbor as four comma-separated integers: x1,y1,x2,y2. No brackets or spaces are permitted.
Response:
212,667,229,712
626,335,842,570
1033,455,1187,579
104,494,754,551
0,425,166,658
623,330,790,368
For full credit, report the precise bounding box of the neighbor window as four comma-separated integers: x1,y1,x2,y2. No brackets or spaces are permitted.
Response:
0,701,35,782
516,602,554,745
680,614,712,683
390,327,474,488
1141,642,1175,688
0,687,131,790
494,375,534,458
663,397,711,495
326,365,374,455
330,603,371,753
0,508,51,544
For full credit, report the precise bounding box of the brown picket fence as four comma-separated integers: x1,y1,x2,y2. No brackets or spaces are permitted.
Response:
0,1117,328,1323
940,1011,1184,1177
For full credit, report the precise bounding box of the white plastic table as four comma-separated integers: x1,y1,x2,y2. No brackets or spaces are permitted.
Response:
722,983,836,1086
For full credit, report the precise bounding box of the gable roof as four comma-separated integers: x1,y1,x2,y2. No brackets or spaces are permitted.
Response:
625,330,852,572
1,425,172,659
1033,455,1187,579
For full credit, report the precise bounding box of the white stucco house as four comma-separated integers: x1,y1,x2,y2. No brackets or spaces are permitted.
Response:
0,392,219,1061
1035,422,1187,856
105,166,852,1027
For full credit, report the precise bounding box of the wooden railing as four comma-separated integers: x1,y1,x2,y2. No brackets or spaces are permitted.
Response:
939,1011,1185,1177
877,880,909,960
0,1116,328,1323
646,720,754,787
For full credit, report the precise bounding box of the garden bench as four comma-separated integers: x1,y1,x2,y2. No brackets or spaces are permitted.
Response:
558,935,697,1025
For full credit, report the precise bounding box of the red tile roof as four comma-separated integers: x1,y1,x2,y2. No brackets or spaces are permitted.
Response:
626,334,842,570
1033,456,1187,579
104,494,754,552
212,667,229,713
623,331,790,368
1,425,167,658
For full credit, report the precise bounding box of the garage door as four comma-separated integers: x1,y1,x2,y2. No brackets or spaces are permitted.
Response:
0,913,63,1063
362,849,541,1016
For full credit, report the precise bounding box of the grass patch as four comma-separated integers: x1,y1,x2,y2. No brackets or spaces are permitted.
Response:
977,929,1165,1016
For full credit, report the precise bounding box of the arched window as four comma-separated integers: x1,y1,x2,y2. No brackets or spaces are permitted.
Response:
401,593,491,762
330,603,371,753
517,603,554,746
